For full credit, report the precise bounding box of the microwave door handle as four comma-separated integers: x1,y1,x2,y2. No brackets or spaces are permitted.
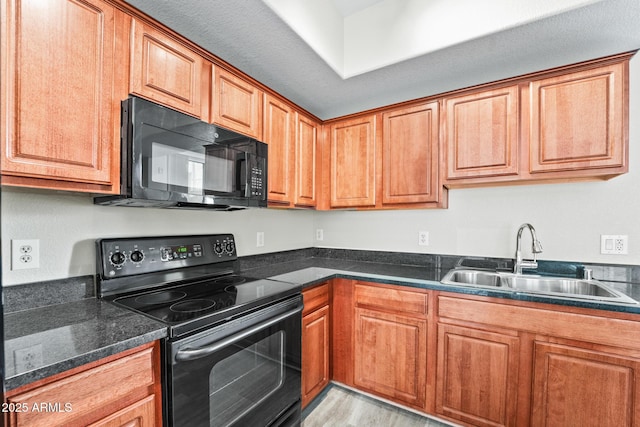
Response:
174,305,302,362
236,155,248,196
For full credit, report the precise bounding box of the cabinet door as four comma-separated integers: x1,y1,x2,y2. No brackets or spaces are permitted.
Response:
531,340,640,427
382,102,440,205
264,94,294,206
130,19,206,118
436,323,520,427
444,86,520,181
295,112,319,208
1,0,128,193
212,67,263,139
529,62,627,174
329,115,377,208
87,395,155,427
354,308,427,408
302,305,330,408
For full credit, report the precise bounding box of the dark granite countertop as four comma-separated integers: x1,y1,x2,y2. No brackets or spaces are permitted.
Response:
4,298,167,391
5,251,640,392
240,257,640,315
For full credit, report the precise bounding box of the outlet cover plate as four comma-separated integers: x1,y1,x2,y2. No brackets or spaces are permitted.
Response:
11,239,40,270
601,235,628,254
418,231,429,246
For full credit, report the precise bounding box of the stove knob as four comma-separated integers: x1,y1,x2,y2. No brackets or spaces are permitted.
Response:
130,250,144,263
110,251,126,266
225,241,235,254
214,242,223,255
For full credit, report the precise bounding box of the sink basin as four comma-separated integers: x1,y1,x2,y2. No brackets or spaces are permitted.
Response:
443,270,504,288
503,276,617,298
441,269,638,304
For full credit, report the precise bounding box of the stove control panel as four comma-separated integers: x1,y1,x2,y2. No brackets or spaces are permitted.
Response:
97,234,237,279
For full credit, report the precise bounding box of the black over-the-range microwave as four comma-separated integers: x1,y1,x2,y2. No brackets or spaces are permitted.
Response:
94,96,268,210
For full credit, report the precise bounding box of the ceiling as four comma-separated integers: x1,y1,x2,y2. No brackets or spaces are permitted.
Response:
123,0,640,120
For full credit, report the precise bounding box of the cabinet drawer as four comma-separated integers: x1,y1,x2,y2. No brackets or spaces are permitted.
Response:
355,283,427,316
303,282,330,315
7,347,156,427
438,294,640,351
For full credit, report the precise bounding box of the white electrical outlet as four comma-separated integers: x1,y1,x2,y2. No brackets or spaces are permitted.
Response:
418,231,429,246
316,229,324,241
14,344,43,372
11,239,40,270
256,231,265,247
601,235,628,254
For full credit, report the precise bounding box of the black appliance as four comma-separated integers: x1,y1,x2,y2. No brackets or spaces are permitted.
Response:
96,234,302,427
94,96,268,210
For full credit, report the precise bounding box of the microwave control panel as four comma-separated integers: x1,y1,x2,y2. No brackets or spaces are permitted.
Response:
250,166,264,197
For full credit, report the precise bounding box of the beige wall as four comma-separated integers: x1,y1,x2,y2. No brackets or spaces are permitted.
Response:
2,54,639,286
0,190,315,286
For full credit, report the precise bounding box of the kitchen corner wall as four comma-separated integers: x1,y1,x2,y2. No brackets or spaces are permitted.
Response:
2,54,640,287
313,53,640,266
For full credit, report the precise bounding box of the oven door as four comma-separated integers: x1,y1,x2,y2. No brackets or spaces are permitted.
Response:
168,295,302,427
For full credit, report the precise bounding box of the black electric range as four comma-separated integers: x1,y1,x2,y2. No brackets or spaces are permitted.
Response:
96,234,303,426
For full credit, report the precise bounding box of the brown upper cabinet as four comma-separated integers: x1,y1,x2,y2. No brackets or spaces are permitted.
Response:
444,55,630,187
130,18,208,119
443,86,520,182
527,62,627,176
1,0,129,194
264,94,295,206
211,67,263,139
329,115,378,208
382,101,444,207
295,112,320,208
2,0,632,204
325,101,446,211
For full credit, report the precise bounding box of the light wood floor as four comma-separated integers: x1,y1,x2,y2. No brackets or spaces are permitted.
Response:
302,384,459,427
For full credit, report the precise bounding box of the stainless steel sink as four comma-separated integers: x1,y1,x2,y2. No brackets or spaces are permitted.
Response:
441,269,638,304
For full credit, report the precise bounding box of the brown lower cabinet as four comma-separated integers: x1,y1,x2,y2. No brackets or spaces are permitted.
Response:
435,323,520,426
302,282,331,408
307,279,640,427
4,341,162,427
353,282,428,410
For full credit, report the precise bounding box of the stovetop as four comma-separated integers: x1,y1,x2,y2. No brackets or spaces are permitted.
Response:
111,274,299,337
96,234,300,338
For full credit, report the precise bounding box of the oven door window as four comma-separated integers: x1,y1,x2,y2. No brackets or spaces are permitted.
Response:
210,331,285,426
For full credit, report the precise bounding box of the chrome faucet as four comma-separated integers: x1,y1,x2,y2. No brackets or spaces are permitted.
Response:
514,223,543,274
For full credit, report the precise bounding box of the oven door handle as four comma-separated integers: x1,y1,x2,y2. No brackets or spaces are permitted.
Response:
175,305,302,362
